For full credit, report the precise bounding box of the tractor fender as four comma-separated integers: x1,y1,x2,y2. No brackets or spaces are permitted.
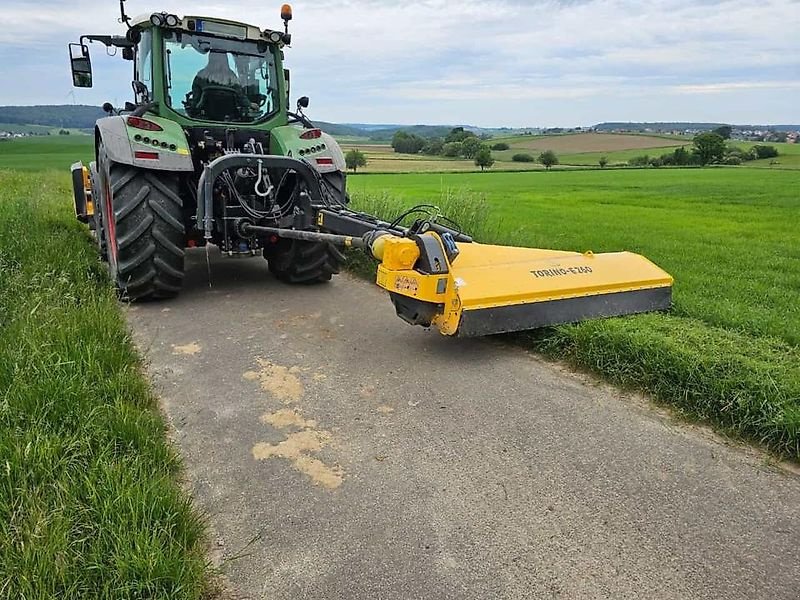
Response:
95,115,194,172
270,125,346,174
318,132,346,174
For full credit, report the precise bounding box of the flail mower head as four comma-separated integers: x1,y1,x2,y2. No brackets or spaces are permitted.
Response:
267,206,674,337
369,230,673,336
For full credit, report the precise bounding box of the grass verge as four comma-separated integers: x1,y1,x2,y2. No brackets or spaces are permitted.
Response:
348,188,800,460
0,171,210,598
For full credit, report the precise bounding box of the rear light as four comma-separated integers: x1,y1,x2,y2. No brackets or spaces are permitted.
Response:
300,128,322,140
127,116,163,132
135,151,159,160
315,157,334,166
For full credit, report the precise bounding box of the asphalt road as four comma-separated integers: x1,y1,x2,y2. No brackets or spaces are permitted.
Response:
127,249,800,600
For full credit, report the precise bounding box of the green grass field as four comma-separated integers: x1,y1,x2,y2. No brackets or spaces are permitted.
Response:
555,140,800,168
1,134,799,598
341,133,800,172
4,133,798,174
0,135,94,171
0,171,211,598
349,168,800,456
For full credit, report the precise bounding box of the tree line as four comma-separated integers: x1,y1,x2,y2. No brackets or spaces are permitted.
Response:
392,127,496,170
625,131,780,168
346,126,782,173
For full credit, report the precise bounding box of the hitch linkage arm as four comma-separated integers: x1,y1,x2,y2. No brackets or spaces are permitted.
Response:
195,153,472,247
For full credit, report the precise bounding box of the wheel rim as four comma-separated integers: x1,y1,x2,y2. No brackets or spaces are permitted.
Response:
100,152,119,277
104,175,117,260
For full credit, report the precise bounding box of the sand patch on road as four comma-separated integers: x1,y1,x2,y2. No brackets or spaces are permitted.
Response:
252,429,343,489
244,359,303,403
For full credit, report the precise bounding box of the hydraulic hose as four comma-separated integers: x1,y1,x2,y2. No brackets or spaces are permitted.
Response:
239,223,367,249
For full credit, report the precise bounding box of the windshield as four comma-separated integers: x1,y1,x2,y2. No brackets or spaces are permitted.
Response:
163,31,278,123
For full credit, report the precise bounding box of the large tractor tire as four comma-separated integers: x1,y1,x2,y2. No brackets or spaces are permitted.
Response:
320,171,349,206
97,144,185,300
266,239,345,284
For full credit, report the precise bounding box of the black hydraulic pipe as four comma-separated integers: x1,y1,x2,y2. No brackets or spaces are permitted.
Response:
241,223,367,249
425,223,473,243
315,208,473,243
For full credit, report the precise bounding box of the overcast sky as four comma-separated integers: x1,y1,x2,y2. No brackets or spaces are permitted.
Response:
1,0,797,127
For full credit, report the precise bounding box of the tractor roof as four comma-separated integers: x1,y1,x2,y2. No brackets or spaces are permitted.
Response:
129,13,279,43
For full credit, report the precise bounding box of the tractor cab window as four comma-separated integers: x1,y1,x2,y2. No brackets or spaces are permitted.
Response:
163,31,278,123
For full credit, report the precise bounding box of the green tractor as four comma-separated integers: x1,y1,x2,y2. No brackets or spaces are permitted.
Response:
67,2,674,337
69,2,351,300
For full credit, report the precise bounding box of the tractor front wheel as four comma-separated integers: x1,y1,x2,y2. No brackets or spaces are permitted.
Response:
266,239,345,284
97,144,186,300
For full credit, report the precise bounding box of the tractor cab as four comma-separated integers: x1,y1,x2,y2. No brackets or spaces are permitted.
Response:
70,9,293,129
132,14,288,125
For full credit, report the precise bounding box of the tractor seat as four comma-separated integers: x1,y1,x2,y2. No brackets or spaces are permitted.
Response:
188,85,245,121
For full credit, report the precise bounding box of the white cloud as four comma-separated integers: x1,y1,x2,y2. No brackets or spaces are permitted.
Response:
0,0,797,125
672,81,800,94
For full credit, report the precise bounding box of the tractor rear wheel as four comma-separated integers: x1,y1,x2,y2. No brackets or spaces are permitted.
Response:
266,239,345,284
98,144,185,300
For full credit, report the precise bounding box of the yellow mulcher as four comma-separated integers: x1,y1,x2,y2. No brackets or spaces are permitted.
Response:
369,229,672,337
74,155,672,338
240,203,673,337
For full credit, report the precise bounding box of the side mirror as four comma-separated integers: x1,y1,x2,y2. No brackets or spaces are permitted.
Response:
297,96,309,109
126,27,142,44
69,43,93,88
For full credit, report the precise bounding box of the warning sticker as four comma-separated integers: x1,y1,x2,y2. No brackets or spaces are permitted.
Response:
395,276,419,294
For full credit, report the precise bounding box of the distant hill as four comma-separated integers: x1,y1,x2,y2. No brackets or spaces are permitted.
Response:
1,105,795,138
314,122,375,138
319,123,472,141
595,122,800,132
338,123,536,140
0,105,106,130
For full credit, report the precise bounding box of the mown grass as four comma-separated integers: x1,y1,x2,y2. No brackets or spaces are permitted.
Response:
348,168,800,458
0,171,210,598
